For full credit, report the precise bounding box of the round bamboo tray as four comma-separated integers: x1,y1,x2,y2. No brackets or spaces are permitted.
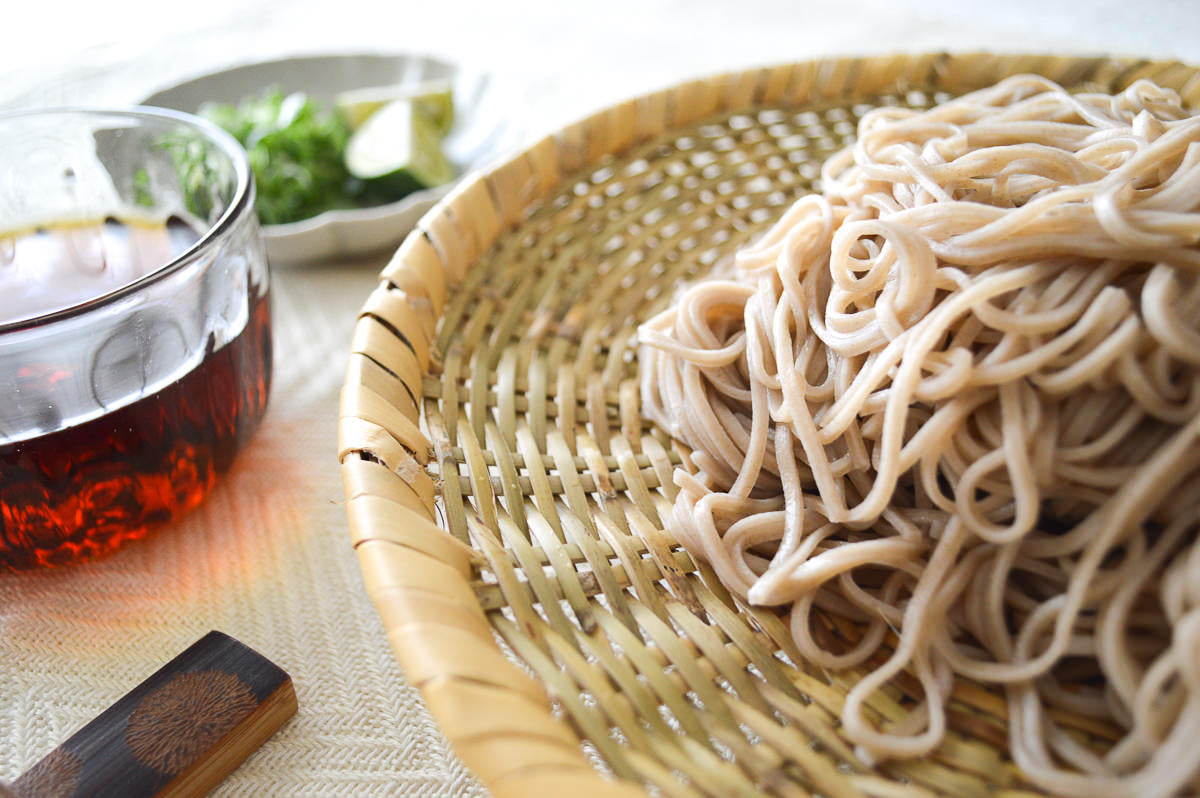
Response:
338,52,1200,798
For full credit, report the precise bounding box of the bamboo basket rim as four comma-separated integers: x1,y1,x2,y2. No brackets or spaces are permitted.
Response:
338,51,1200,798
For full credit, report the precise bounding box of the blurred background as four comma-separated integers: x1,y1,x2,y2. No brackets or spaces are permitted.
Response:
6,0,1200,135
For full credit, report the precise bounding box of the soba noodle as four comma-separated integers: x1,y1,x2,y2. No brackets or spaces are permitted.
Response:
638,75,1200,797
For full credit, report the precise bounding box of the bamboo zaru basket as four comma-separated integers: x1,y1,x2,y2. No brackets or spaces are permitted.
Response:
338,52,1200,798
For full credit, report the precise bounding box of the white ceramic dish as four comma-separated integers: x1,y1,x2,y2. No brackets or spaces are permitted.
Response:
141,52,524,265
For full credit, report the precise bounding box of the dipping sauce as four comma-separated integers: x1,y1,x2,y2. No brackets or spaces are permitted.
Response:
0,215,272,568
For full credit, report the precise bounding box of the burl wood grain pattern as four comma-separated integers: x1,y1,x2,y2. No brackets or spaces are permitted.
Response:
12,631,296,798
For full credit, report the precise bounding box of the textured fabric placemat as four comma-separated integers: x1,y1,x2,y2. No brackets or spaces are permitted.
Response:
0,261,486,796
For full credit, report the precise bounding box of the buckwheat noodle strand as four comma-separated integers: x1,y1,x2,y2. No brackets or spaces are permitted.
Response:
639,75,1200,797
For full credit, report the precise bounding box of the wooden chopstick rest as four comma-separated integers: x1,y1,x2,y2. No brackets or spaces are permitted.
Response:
11,631,297,798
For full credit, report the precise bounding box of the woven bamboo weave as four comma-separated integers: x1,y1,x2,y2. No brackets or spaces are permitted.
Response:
338,52,1200,798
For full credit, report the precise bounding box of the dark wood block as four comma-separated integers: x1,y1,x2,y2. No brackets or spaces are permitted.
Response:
13,631,297,798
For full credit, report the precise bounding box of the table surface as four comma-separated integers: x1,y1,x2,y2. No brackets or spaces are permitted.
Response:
4,1,1200,794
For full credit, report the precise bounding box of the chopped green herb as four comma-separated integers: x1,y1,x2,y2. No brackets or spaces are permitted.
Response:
161,132,223,220
197,86,456,226
131,168,155,208
199,89,360,225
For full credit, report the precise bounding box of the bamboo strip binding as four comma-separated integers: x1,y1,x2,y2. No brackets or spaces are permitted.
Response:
338,52,1200,797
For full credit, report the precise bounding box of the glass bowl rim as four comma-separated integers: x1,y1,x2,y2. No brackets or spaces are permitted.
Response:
0,105,254,335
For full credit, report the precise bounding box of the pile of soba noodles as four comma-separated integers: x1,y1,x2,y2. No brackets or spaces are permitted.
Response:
638,74,1200,797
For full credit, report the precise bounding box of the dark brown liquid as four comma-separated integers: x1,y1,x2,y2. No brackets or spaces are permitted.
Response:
0,219,272,569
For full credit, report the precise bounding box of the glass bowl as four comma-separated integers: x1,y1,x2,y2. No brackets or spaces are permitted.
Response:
0,107,272,569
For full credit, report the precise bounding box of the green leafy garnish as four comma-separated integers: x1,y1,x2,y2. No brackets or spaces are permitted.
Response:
195,86,456,227
200,89,364,225
131,168,155,208
161,132,225,221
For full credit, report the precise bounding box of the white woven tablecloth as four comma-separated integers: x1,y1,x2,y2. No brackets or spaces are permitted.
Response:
3,0,1200,794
